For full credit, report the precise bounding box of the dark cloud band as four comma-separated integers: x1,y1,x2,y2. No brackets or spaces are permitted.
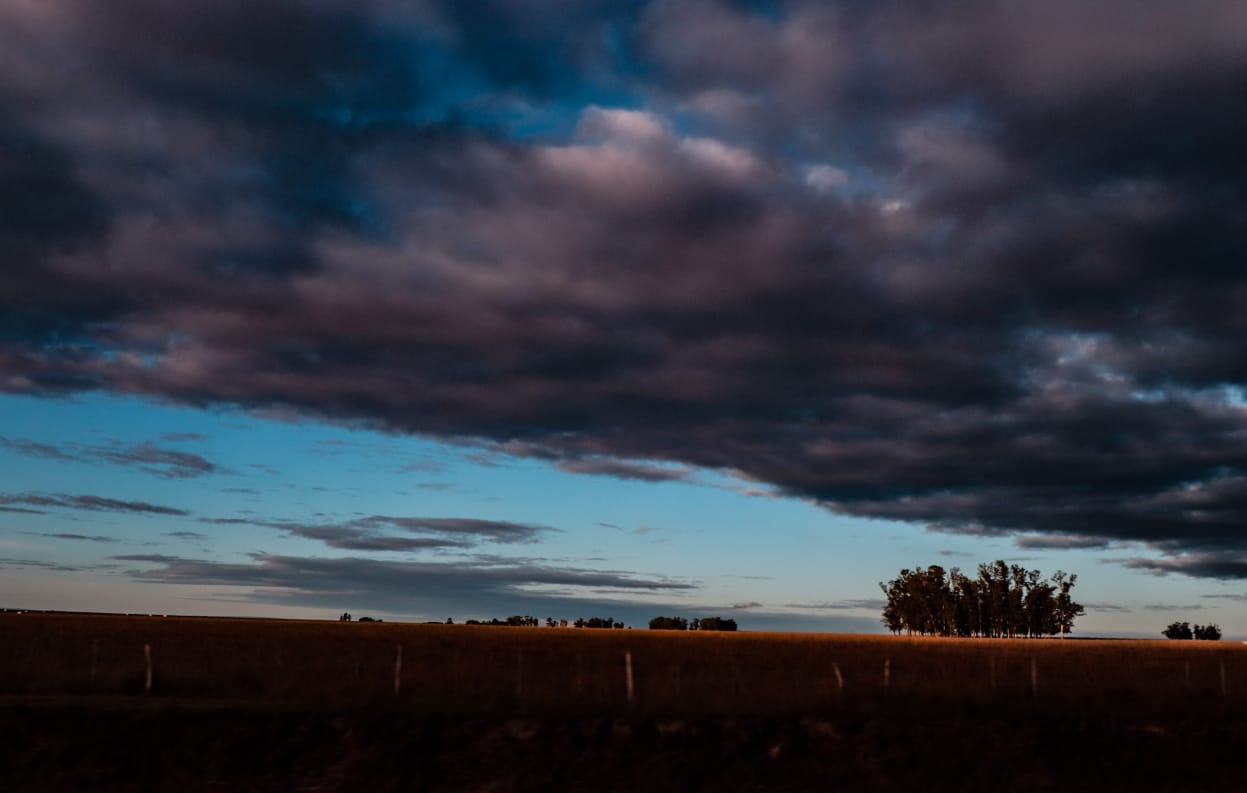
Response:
3,1,1247,575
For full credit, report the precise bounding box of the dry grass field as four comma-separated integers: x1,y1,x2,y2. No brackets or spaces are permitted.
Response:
2,612,1244,714
5,612,1247,791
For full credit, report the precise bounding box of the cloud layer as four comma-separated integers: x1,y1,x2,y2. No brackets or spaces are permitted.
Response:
270,515,555,551
4,2,1247,574
113,551,696,622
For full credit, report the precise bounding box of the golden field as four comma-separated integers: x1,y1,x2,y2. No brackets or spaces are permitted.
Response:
7,613,1247,790
3,612,1243,715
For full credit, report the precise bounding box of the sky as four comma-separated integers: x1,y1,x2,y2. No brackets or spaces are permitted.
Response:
3,0,1247,636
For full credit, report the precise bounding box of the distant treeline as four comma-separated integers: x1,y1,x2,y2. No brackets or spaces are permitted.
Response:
339,613,381,622
463,616,629,629
648,616,738,631
880,561,1084,638
452,615,742,631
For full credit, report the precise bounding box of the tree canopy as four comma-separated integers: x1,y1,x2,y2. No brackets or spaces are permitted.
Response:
647,615,737,631
1163,621,1221,641
880,561,1084,638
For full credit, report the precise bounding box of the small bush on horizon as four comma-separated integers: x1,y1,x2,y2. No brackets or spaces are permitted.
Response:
1164,621,1221,640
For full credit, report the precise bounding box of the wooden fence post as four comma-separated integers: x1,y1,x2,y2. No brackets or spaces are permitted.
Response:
625,651,634,705
393,644,403,695
143,643,152,694
450,648,459,694
515,651,524,700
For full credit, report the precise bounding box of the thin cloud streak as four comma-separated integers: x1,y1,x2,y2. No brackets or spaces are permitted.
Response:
556,458,692,483
0,493,189,517
0,436,216,479
25,532,117,543
785,599,887,612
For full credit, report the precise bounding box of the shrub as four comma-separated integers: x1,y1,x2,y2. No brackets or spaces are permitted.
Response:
649,616,689,630
1162,621,1193,640
1194,623,1222,641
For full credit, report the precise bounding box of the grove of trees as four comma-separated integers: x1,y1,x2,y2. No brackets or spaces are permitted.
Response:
1162,621,1222,640
648,616,738,631
880,561,1084,638
576,617,625,629
465,615,543,627
649,616,689,630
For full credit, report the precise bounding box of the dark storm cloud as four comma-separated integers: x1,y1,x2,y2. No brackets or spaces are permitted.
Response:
4,2,1247,576
1124,554,1247,581
0,493,188,517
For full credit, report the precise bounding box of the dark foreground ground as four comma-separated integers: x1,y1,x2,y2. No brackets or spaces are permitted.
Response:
6,698,1247,792
6,614,1247,790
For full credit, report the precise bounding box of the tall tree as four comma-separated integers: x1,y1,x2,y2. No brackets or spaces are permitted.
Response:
1051,572,1085,639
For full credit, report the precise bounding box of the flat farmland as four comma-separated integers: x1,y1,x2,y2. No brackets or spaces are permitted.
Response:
6,613,1247,791
2,612,1244,713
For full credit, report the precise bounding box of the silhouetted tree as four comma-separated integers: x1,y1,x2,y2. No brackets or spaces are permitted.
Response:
880,561,1083,638
1051,571,1085,639
1162,621,1193,640
692,617,738,631
1194,623,1222,641
648,616,689,630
